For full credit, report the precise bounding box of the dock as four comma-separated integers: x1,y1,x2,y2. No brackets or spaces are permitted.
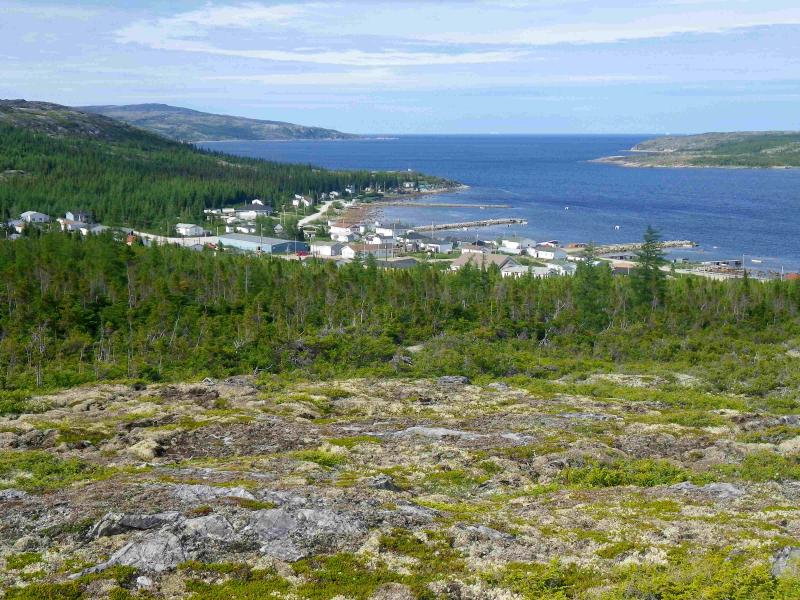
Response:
586,240,697,254
385,202,511,208
415,218,528,232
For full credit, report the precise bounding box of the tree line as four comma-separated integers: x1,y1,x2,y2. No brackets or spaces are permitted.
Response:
1,230,799,397
0,123,447,233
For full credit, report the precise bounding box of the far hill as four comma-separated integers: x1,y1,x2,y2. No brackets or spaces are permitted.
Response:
0,100,444,233
78,103,357,142
596,131,800,168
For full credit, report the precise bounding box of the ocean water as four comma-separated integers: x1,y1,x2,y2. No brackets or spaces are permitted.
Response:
202,135,800,272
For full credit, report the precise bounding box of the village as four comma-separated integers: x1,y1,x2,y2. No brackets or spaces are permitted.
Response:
5,197,798,281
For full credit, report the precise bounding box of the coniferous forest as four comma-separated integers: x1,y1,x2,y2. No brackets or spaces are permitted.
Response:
0,121,443,232
2,231,799,401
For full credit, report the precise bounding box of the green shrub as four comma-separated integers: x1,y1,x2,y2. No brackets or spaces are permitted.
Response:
290,450,346,468
560,459,696,488
5,552,43,570
716,452,800,482
0,450,107,492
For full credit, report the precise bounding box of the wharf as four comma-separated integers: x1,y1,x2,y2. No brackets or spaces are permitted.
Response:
415,218,528,232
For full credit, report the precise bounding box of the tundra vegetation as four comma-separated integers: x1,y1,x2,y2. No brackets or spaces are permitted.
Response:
1,233,800,598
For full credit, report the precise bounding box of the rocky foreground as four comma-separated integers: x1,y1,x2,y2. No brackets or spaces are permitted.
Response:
2,374,800,598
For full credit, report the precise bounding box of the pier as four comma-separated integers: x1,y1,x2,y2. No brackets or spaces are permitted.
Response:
385,202,511,208
591,240,697,254
415,218,528,232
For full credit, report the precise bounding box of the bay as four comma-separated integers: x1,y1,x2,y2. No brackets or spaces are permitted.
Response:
202,135,800,272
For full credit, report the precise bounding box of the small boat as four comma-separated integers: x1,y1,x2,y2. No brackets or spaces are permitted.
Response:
751,259,763,264
614,225,620,230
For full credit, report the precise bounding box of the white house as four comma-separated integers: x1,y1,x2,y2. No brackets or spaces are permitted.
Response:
460,244,491,255
176,223,204,237
545,261,577,276
333,232,357,243
501,265,552,279
221,207,236,214
57,218,84,232
66,210,92,223
329,191,340,198
20,211,50,224
235,203,273,221
311,240,343,257
342,243,394,259
501,238,536,255
421,240,453,254
329,222,361,237
375,224,411,238
532,245,568,261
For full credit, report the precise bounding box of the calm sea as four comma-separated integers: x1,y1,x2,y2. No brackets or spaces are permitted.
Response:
202,135,800,272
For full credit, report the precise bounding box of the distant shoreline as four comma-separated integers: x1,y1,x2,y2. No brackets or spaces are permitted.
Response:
197,136,398,144
591,156,799,170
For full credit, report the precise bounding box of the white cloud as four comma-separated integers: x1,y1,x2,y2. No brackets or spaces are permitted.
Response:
420,8,800,46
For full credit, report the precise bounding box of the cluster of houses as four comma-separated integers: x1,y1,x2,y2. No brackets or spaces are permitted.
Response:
197,199,276,237
5,210,108,238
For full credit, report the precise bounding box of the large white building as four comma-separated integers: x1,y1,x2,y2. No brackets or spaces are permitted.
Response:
20,211,50,224
175,223,204,237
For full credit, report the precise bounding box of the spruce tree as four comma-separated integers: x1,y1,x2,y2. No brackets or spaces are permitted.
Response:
631,226,667,309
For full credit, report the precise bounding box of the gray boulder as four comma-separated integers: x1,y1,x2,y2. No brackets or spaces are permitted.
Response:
369,474,401,492
671,481,745,501
772,546,800,578
89,512,181,538
437,375,471,386
86,531,188,574
182,514,236,542
171,483,255,503
0,489,29,502
247,508,366,561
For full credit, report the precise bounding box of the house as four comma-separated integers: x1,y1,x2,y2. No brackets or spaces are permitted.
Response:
77,224,106,236
7,219,24,233
421,239,453,254
376,258,419,269
176,223,204,237
460,243,491,255
292,195,312,208
329,222,361,237
20,211,50,224
235,202,273,221
57,218,84,232
341,243,395,259
450,253,516,271
375,224,411,238
500,238,537,255
218,233,309,254
66,210,92,223
236,225,257,234
545,261,577,276
501,265,552,279
311,241,343,257
329,191,340,198
532,245,568,261
333,232,358,243
402,181,416,190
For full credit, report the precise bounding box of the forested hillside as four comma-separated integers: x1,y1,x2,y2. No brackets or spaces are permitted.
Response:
0,101,442,231
79,103,357,142
597,131,800,168
2,232,799,398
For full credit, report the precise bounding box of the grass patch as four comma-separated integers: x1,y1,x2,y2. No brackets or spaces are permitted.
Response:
0,450,108,493
293,553,398,600
715,451,800,482
5,552,43,570
326,435,381,449
290,450,346,468
559,459,698,488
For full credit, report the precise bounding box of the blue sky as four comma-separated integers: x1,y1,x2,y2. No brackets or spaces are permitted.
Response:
2,0,800,133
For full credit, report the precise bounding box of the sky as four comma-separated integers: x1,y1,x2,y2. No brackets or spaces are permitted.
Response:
2,0,800,134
